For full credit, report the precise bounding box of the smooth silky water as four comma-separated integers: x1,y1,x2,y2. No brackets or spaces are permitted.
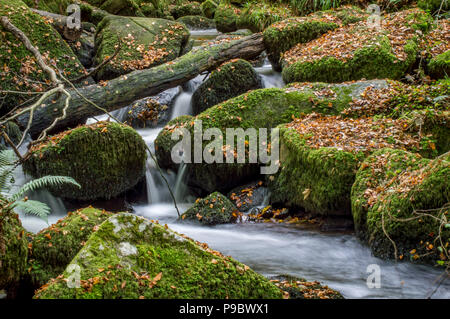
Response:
12,29,450,299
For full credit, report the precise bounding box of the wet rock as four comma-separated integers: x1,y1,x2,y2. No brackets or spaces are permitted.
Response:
70,32,95,69
270,275,344,299
182,192,238,225
23,121,147,201
119,87,181,128
34,213,283,298
192,59,262,114
228,181,267,212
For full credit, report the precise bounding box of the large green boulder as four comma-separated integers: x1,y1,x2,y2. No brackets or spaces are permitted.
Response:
200,0,218,19
84,0,144,16
23,122,147,201
33,213,283,298
351,148,450,263
0,0,86,117
155,80,393,194
282,9,429,84
94,15,189,80
28,207,113,288
0,203,28,293
263,6,367,71
214,3,241,33
192,59,262,114
268,113,434,217
182,192,238,225
169,1,202,19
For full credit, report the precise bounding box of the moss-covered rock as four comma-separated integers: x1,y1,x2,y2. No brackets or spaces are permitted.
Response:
23,121,147,201
0,202,28,291
182,192,238,225
84,0,144,17
282,9,429,83
177,15,215,29
428,50,450,79
169,1,202,19
34,213,283,298
155,80,393,194
270,275,343,299
0,0,86,117
214,3,241,33
351,148,450,263
268,113,433,217
263,6,367,71
94,15,189,80
28,207,114,288
200,0,218,19
192,59,262,114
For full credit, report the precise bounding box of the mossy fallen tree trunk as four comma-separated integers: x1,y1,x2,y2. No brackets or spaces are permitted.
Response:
17,33,265,137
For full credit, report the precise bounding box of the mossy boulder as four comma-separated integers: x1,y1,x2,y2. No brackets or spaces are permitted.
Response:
28,207,114,288
282,9,428,84
169,1,202,19
34,213,283,298
155,80,392,194
94,15,189,80
182,192,238,225
214,3,241,33
428,50,449,79
268,113,433,217
0,205,28,292
200,0,218,19
0,0,86,117
84,0,144,17
263,6,367,71
192,59,262,114
270,275,343,299
351,148,450,263
23,122,147,201
177,15,215,29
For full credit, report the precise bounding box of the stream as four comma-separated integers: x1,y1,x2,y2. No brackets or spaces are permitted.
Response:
12,29,450,299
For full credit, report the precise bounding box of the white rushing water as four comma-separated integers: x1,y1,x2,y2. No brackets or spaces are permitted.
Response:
11,31,449,299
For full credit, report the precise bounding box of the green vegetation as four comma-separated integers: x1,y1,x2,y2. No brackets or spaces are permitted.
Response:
182,192,238,225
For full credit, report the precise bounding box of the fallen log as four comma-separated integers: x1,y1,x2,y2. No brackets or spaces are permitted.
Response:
17,33,265,137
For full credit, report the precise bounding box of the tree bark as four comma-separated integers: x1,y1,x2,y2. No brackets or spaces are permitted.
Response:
17,33,265,137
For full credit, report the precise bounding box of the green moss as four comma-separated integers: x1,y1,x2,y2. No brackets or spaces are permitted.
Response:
169,1,202,19
428,50,450,79
268,126,365,216
177,15,215,29
182,192,238,225
214,3,240,32
282,36,419,83
0,0,86,117
34,213,283,299
200,0,218,19
22,122,147,201
418,0,449,14
85,0,144,16
156,81,390,194
192,59,262,114
263,6,366,71
351,148,450,263
22,0,71,14
0,204,28,290
94,15,189,80
28,207,114,288
237,2,293,33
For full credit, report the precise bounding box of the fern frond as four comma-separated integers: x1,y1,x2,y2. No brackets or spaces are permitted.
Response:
11,176,81,201
12,199,50,222
0,149,16,167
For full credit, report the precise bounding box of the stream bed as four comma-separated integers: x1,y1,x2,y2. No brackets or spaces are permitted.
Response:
13,29,450,299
